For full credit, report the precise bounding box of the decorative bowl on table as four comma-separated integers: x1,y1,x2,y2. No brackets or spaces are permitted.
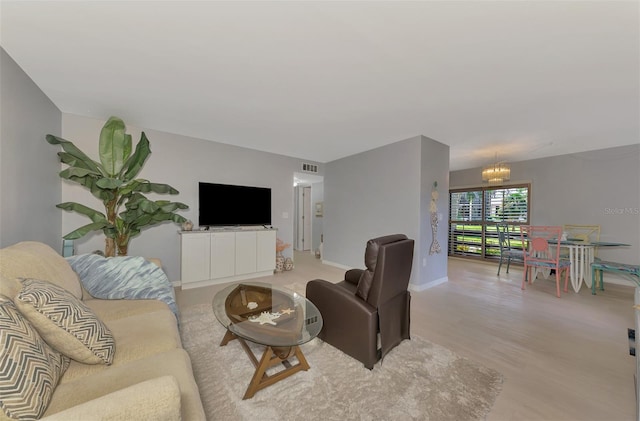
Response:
224,284,303,342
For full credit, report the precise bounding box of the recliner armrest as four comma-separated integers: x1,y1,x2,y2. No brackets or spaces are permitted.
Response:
306,279,375,316
344,269,364,285
306,279,379,369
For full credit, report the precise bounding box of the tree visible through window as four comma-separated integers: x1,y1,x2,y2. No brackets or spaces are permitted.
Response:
449,184,530,259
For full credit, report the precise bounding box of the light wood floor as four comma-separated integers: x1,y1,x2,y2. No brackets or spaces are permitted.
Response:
176,252,636,421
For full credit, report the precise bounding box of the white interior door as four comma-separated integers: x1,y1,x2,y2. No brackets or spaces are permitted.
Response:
297,187,304,250
302,186,311,251
297,186,312,251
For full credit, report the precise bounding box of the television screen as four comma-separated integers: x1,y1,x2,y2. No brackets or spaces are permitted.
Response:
199,182,271,227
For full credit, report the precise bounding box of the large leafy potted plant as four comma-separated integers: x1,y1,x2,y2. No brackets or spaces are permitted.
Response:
46,116,188,256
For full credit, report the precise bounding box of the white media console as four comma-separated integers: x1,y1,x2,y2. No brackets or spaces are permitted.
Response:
179,227,277,289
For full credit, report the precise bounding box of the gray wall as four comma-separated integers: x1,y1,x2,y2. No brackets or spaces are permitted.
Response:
323,135,449,288
0,48,62,249
5,45,634,288
450,144,640,266
419,137,450,286
59,114,323,282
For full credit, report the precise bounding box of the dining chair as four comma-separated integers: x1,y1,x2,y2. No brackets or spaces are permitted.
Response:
563,224,601,243
563,224,601,257
520,225,571,298
496,223,524,276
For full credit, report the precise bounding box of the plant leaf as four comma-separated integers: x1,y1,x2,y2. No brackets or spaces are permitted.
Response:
130,180,180,195
56,202,108,223
122,192,145,209
159,201,189,212
99,117,132,177
57,153,102,174
118,180,144,197
46,135,103,174
62,221,112,240
59,167,99,179
96,177,123,189
70,176,112,201
121,132,151,181
151,212,187,223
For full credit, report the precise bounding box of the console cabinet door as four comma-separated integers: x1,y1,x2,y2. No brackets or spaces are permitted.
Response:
181,233,211,284
256,230,276,272
210,232,236,279
235,231,257,275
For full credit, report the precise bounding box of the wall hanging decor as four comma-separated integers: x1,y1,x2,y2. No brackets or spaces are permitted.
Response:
429,181,442,255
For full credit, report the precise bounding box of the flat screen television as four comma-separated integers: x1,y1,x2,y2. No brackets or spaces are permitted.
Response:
199,182,271,227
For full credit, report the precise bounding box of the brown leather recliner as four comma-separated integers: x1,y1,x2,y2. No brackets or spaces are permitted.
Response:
306,234,414,369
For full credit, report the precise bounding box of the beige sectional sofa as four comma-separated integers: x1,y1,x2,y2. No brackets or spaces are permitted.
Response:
0,241,205,420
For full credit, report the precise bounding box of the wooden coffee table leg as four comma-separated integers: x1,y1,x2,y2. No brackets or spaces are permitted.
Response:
293,345,310,371
219,329,236,346
242,344,310,399
243,346,275,399
219,329,311,399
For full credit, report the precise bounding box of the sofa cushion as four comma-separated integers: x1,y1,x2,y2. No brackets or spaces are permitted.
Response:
60,309,182,383
84,297,171,322
44,349,206,421
14,279,115,365
0,241,82,300
40,376,182,421
0,275,21,307
0,295,69,420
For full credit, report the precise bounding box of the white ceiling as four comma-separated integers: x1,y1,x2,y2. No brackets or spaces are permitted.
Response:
1,1,638,170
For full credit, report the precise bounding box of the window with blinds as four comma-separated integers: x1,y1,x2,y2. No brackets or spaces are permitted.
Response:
449,184,530,260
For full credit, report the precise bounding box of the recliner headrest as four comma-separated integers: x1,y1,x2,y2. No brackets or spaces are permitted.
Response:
357,234,409,301
364,234,409,271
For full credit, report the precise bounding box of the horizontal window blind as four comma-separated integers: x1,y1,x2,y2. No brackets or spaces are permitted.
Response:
449,184,530,260
484,187,529,222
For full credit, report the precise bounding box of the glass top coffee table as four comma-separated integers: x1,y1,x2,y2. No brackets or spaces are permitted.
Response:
212,282,323,399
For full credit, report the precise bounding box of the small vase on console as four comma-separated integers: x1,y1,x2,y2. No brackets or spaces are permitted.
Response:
284,257,294,271
275,238,290,273
275,252,285,272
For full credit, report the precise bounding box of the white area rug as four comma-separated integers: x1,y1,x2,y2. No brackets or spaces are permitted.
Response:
179,300,503,421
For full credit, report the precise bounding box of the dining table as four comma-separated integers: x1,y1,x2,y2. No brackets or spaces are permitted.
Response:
560,240,631,292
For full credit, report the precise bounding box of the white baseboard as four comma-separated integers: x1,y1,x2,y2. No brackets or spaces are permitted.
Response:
409,276,448,292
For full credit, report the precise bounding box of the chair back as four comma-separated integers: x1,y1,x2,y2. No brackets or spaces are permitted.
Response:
563,224,600,243
496,223,513,251
520,225,563,266
355,234,414,307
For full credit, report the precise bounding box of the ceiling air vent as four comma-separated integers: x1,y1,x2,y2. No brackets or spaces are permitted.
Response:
302,163,318,173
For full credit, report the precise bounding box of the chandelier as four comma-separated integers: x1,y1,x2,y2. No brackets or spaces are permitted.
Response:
482,154,510,183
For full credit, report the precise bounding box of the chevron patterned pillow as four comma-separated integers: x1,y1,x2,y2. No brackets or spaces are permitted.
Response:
14,279,115,365
0,295,70,420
